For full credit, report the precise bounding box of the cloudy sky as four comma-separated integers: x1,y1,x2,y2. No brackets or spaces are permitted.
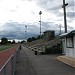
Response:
0,0,75,40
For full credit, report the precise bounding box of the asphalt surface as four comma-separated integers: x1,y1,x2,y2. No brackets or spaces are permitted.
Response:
15,45,75,75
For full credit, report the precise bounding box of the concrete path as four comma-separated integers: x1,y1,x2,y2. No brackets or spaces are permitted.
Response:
15,45,75,75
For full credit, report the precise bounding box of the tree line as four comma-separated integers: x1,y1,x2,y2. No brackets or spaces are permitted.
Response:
0,37,16,45
27,34,44,42
0,34,44,45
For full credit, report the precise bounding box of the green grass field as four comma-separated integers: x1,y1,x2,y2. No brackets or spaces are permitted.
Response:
0,45,13,52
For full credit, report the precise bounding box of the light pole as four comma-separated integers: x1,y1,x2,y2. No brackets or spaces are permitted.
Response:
62,0,68,33
59,24,61,35
39,11,42,39
25,25,27,40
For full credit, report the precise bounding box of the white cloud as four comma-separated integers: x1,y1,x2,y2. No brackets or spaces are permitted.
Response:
0,0,40,23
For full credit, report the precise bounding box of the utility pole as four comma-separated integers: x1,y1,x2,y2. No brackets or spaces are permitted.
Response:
39,11,42,39
62,0,68,33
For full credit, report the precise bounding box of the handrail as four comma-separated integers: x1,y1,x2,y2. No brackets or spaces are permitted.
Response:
0,54,13,72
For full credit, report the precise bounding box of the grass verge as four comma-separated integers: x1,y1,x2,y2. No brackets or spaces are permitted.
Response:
0,45,14,52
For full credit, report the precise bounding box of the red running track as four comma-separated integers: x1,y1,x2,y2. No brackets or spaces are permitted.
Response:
0,46,19,70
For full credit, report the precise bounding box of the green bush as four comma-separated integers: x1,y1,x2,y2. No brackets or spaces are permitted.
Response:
0,45,13,52
45,47,52,54
45,45,62,54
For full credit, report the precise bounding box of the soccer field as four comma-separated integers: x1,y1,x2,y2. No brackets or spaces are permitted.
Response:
0,45,13,52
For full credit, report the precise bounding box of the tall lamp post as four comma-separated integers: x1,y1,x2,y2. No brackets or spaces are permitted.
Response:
39,11,42,39
59,24,61,35
25,25,27,40
62,0,68,33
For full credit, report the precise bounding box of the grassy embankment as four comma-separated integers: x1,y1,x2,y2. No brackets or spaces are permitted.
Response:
0,45,14,52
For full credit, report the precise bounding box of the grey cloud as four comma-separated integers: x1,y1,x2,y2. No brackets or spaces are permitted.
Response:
66,0,75,7
36,0,61,11
36,0,74,11
0,22,38,39
35,0,74,19
42,22,60,31
0,21,74,39
67,11,75,18
9,10,17,12
27,24,40,34
9,6,19,12
21,0,32,1
28,0,32,1
31,11,35,15
67,25,74,30
26,21,62,35
56,11,75,19
2,22,22,32
41,21,74,34
0,22,24,39
47,1,62,11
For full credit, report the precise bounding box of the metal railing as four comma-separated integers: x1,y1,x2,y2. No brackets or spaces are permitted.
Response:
0,45,21,75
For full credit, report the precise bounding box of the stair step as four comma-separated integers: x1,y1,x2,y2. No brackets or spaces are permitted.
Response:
56,56,75,68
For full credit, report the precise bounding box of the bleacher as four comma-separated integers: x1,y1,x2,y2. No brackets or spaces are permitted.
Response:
24,30,62,54
24,37,62,55
45,38,61,47
27,39,47,53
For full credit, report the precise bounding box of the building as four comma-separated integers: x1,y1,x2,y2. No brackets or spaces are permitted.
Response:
43,30,55,41
57,30,75,68
60,30,75,58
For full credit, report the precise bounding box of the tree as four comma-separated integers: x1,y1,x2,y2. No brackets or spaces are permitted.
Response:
12,40,15,44
27,38,32,42
21,40,26,43
1,37,8,45
8,41,11,44
31,37,36,41
36,35,41,39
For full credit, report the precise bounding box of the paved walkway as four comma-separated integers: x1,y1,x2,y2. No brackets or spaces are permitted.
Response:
15,45,75,75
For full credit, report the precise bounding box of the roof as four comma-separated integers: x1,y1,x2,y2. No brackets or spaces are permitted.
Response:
43,30,55,33
60,30,75,38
